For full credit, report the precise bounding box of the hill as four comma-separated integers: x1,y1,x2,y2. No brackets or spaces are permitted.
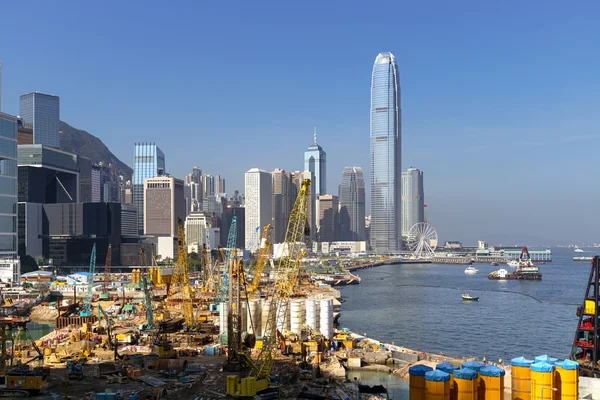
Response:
59,121,132,180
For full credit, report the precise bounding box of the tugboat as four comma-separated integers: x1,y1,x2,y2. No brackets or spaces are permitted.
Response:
489,247,542,280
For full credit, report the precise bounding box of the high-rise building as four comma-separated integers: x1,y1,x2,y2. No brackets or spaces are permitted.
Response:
338,166,366,241
19,92,60,148
144,176,185,237
91,164,101,202
0,112,19,282
317,195,339,243
202,174,215,200
133,143,165,234
304,129,326,197
121,204,138,236
370,52,401,253
244,168,272,249
185,211,214,250
221,206,245,249
271,169,294,243
401,168,424,237
0,61,2,112
216,174,226,195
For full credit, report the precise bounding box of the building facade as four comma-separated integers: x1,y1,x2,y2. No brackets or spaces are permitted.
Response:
0,113,18,282
244,168,272,249
338,166,366,241
133,143,165,234
143,176,185,237
121,204,138,236
185,212,214,251
401,167,424,237
271,169,294,243
91,164,101,202
370,52,401,253
19,92,60,148
317,195,339,243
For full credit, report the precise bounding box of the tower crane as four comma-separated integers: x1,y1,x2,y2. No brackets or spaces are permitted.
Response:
139,248,154,330
173,218,194,329
226,179,310,397
100,244,112,300
80,244,97,317
247,224,272,295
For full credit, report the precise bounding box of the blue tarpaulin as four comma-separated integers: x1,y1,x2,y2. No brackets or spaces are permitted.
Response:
534,355,558,365
462,361,485,372
555,360,579,370
453,368,478,380
426,370,451,382
436,362,457,374
530,362,555,373
409,365,434,376
480,365,506,377
511,357,534,367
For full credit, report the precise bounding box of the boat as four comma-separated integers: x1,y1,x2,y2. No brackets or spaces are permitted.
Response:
462,293,479,301
574,247,585,253
491,262,499,266
507,260,519,268
574,256,594,261
464,265,478,275
312,272,361,286
489,247,542,280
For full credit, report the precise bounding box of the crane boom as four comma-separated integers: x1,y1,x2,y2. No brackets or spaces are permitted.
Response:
247,225,272,295
103,245,112,293
216,216,237,304
174,218,194,328
80,244,97,317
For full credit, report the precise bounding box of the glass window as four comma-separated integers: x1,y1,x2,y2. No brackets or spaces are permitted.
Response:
0,216,16,234
0,178,16,196
0,138,16,159
0,160,16,178
0,235,16,252
0,197,16,214
0,119,16,140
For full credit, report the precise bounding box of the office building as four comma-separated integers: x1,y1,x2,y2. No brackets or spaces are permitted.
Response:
19,92,60,148
0,112,19,282
91,164,101,202
144,176,185,237
244,168,272,249
216,175,226,194
317,195,339,243
401,168,424,237
304,129,326,197
0,61,2,112
185,212,214,250
202,174,215,200
338,167,366,241
370,52,401,253
271,169,294,243
133,143,165,234
221,206,245,249
121,204,138,236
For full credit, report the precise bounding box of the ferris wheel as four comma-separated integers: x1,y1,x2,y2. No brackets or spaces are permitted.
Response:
407,222,438,259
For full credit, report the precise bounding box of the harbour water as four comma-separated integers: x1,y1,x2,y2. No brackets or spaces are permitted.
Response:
338,248,589,363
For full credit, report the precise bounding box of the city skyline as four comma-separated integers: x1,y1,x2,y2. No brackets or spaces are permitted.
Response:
1,2,599,244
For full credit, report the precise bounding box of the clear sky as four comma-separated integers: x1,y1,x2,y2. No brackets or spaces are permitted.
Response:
1,1,599,245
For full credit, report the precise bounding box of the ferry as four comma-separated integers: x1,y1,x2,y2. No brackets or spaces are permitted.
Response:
464,265,478,275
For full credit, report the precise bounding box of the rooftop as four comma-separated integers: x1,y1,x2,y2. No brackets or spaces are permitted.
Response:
375,52,396,64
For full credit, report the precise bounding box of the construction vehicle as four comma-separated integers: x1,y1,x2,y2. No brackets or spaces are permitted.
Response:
80,244,97,317
150,321,177,358
99,244,112,300
226,179,310,397
247,224,272,295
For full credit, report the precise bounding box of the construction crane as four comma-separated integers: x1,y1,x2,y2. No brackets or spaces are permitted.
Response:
216,216,237,304
173,218,194,329
100,244,112,300
244,226,260,260
97,304,114,349
138,248,154,330
247,224,272,295
80,243,97,317
227,179,310,397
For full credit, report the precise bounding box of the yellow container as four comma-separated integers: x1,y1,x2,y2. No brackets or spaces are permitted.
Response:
511,358,533,400
530,363,555,400
453,370,478,400
584,300,595,315
555,361,579,400
479,366,505,400
410,365,434,400
426,371,451,400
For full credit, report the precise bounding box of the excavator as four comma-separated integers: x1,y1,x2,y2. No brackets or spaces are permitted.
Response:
227,179,311,397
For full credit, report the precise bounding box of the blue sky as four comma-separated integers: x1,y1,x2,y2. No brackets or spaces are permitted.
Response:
1,1,599,245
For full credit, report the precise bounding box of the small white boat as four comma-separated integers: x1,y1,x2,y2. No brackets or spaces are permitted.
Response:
574,248,585,253
507,260,519,268
464,265,479,275
462,293,479,301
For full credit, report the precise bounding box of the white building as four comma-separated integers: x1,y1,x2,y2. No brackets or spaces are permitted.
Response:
244,168,272,249
184,212,216,251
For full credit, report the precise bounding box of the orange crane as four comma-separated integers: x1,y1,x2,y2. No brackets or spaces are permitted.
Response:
226,179,310,397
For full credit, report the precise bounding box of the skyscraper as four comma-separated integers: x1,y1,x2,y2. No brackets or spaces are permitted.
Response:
271,169,294,243
304,129,326,197
401,168,424,237
19,92,60,148
338,166,366,241
244,168,272,249
0,112,19,282
317,195,339,243
144,175,185,237
133,143,165,234
370,52,401,253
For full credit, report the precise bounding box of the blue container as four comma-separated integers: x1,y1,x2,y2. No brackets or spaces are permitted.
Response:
511,357,534,367
555,359,579,370
453,368,478,380
426,370,451,382
534,355,558,365
409,364,434,376
205,346,215,356
436,362,458,374
479,365,506,377
462,360,485,372
530,361,554,373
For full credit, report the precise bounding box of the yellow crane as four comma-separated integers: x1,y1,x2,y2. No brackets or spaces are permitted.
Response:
172,218,194,329
247,224,272,295
227,179,310,397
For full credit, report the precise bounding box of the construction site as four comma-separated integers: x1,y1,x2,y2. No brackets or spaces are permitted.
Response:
0,178,384,399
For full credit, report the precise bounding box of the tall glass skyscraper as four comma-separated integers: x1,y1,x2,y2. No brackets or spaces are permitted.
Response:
0,113,18,263
338,167,366,241
401,168,424,237
370,52,401,253
133,143,165,234
304,129,326,197
19,92,60,148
